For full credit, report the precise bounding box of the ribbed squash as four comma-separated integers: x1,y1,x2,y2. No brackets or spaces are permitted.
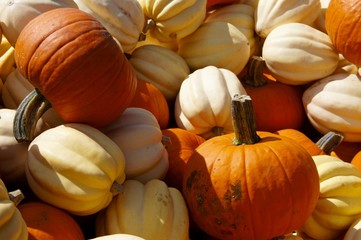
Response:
0,36,15,81
95,179,189,240
178,21,250,75
262,22,339,85
101,108,169,183
90,234,145,240
25,123,126,216
0,0,78,46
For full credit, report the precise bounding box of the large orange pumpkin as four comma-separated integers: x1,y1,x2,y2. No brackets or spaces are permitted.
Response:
14,8,137,141
325,0,361,67
182,95,320,240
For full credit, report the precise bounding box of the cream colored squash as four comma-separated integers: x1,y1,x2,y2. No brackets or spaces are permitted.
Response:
137,0,207,43
178,21,250,75
74,0,144,53
204,3,258,56
302,155,361,240
0,36,15,82
302,73,361,142
255,0,321,38
0,0,78,46
26,123,126,216
129,44,190,102
344,216,361,240
312,0,330,33
333,54,359,74
101,108,168,183
95,179,189,240
90,234,145,240
0,178,28,240
174,65,247,139
262,22,339,85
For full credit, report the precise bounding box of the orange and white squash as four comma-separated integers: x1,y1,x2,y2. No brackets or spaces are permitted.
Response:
101,108,169,183
262,22,339,85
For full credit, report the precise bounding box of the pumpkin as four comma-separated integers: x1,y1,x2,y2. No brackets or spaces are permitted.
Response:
182,95,320,240
241,56,306,132
74,0,145,53
178,21,250,75
301,155,361,240
25,123,126,216
161,128,206,191
255,0,321,38
90,234,145,240
174,65,248,139
344,215,361,240
302,73,361,142
0,35,15,81
129,44,190,103
14,7,137,141
128,79,169,129
325,0,361,67
18,201,84,240
204,3,258,56
0,178,28,240
101,107,169,183
95,179,189,240
137,0,207,43
0,0,78,46
350,151,361,172
262,22,339,85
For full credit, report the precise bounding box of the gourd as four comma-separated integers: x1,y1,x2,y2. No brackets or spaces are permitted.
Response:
74,0,145,53
302,73,361,142
14,7,137,141
301,155,361,240
178,21,250,75
161,127,206,191
255,0,321,38
18,201,84,240
90,234,145,240
101,108,169,183
137,0,207,43
325,0,361,67
129,44,190,102
25,123,126,216
182,95,320,240
128,79,169,129
0,0,78,46
95,179,189,240
0,35,15,81
262,22,339,85
204,3,258,56
174,65,248,139
0,178,28,240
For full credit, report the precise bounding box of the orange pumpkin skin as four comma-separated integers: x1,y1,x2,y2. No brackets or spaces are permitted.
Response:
325,0,361,67
129,79,169,129
14,8,137,128
18,201,84,240
351,151,361,172
162,128,206,191
182,131,320,240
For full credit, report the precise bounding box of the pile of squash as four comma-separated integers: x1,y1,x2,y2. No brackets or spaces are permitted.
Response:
0,0,361,239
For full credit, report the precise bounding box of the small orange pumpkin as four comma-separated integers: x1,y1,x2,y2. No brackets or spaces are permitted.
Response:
18,201,85,240
14,8,137,141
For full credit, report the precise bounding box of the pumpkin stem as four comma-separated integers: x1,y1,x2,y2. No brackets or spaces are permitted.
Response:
13,88,52,142
8,189,25,206
231,94,260,145
139,18,156,41
243,56,268,87
110,181,124,196
316,131,344,155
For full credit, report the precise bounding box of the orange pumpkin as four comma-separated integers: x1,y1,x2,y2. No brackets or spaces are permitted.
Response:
161,128,206,191
182,95,320,240
14,8,137,141
129,79,169,129
18,201,85,240
325,0,361,67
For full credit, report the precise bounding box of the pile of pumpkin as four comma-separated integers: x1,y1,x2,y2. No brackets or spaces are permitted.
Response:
0,0,361,239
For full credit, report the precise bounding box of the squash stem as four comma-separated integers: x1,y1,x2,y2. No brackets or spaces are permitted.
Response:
243,56,268,87
138,18,156,41
231,94,260,145
13,88,52,142
8,189,25,206
110,181,124,196
316,131,344,155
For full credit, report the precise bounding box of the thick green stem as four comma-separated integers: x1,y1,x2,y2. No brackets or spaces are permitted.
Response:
231,94,260,145
316,131,344,155
13,88,52,142
243,56,268,87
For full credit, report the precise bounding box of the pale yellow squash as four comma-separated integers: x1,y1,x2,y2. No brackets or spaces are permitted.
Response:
90,234,145,240
262,22,339,85
101,108,168,183
0,36,15,82
95,179,189,240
